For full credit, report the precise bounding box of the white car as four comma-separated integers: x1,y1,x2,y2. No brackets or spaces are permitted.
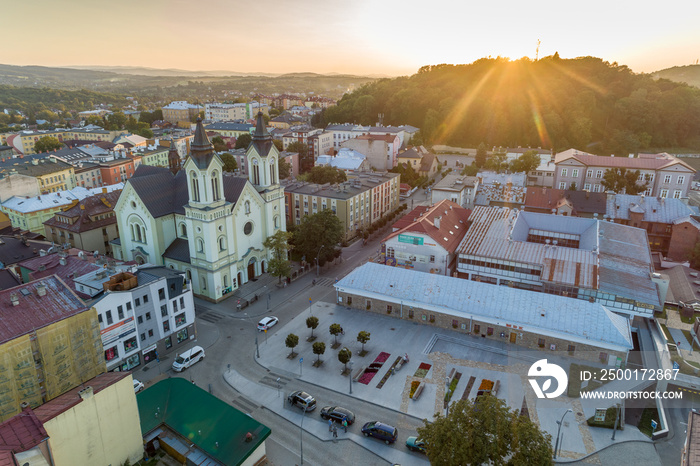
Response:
133,379,145,393
257,316,279,331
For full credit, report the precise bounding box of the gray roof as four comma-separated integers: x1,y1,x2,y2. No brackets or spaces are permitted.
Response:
282,173,399,200
606,194,694,223
190,118,216,170
205,122,254,132
336,263,633,350
666,265,700,305
162,238,191,264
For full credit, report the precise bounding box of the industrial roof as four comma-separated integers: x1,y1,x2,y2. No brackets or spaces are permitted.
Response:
555,149,695,172
606,194,694,223
2,183,123,214
137,378,271,466
433,174,478,192
336,263,633,350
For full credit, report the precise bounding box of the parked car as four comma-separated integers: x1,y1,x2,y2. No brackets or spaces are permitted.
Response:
320,406,355,425
257,316,279,331
133,379,145,393
405,436,427,453
171,345,205,372
361,421,398,444
287,390,316,411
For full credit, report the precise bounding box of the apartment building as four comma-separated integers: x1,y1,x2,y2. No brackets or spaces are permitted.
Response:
0,156,76,194
74,162,103,188
325,124,368,150
162,101,201,125
554,149,695,198
15,127,123,155
204,122,255,139
99,158,135,185
341,134,400,171
205,102,247,121
283,172,400,240
431,174,479,208
282,125,333,159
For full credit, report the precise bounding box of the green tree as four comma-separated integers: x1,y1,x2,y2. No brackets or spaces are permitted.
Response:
357,331,371,352
306,316,319,338
220,153,238,172
306,165,347,184
285,333,299,357
105,111,127,129
417,395,553,466
689,242,700,269
390,162,420,187
329,323,342,346
85,115,105,127
263,231,292,284
484,153,507,172
293,209,343,266
278,156,292,179
475,143,487,168
34,136,63,153
235,133,252,149
461,163,479,176
509,150,541,174
601,168,647,194
212,136,227,152
287,141,312,173
312,341,326,363
338,347,352,372
273,139,284,151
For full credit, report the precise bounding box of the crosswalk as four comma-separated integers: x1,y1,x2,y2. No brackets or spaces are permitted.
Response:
198,311,226,323
313,277,336,287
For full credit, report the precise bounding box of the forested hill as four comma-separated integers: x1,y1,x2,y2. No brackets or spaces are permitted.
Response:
319,56,700,154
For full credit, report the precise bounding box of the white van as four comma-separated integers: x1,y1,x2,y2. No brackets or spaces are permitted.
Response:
172,346,205,372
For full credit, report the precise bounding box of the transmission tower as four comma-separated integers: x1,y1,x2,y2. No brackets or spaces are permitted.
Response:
536,39,541,61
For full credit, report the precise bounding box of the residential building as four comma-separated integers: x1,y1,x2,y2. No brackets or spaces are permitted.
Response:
316,148,370,174
0,145,15,158
158,132,193,160
132,144,170,168
554,149,695,197
682,410,700,466
341,134,400,171
368,126,407,147
336,263,633,365
99,157,135,184
93,267,196,372
205,122,255,139
113,133,147,150
283,172,400,240
326,123,368,150
14,127,124,155
162,101,201,125
269,112,304,130
455,206,661,318
43,189,121,255
74,161,103,188
282,125,333,159
17,250,105,300
308,130,334,159
431,174,479,208
668,216,700,263
112,115,286,302
523,187,607,217
418,151,439,178
205,102,247,122
0,172,40,202
0,276,105,421
0,235,52,269
0,156,76,194
280,150,300,179
397,147,423,171
382,200,471,275
139,378,271,466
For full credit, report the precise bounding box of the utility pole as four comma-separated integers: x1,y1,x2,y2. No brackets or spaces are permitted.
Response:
536,39,541,61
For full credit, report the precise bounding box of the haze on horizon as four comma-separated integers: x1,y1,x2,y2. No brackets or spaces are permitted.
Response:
5,0,699,77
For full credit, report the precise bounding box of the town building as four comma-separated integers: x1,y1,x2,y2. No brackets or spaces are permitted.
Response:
554,149,695,198
336,263,633,365
315,148,370,174
455,206,661,318
431,174,479,208
99,157,135,185
74,162,103,188
269,112,304,130
205,122,255,139
282,172,400,239
0,156,76,194
43,189,121,255
381,200,471,275
341,134,400,171
682,410,700,466
473,172,527,208
162,101,201,126
282,125,333,159
92,267,196,372
205,102,247,122
131,144,170,168
12,127,124,155
0,172,40,202
16,250,105,299
112,115,286,302
0,276,105,421
523,187,607,217
138,378,271,466
668,216,700,263
0,235,52,270
325,123,368,150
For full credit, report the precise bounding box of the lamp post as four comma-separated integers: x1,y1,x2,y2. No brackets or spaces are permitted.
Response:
316,244,325,277
300,406,307,465
553,409,573,459
348,360,354,395
611,403,621,440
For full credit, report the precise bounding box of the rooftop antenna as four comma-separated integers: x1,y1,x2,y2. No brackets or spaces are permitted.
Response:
536,39,541,61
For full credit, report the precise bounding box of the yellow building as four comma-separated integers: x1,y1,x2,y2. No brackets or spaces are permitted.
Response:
18,128,124,155
0,276,105,422
162,101,200,125
2,190,80,234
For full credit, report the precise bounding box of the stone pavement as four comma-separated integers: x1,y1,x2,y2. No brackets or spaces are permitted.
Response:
660,308,700,366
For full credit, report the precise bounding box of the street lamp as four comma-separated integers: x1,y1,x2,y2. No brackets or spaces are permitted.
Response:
348,360,354,395
611,403,621,440
553,409,573,459
300,406,307,465
316,244,325,277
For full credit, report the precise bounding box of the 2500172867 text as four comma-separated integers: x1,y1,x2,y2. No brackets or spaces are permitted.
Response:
581,368,679,382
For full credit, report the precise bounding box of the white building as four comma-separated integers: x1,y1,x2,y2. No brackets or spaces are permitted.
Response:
315,148,370,173
325,124,369,151
91,266,196,372
431,174,479,208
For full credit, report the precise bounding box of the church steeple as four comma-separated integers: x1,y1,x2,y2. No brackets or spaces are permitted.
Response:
168,139,180,175
190,117,215,169
246,112,278,189
250,112,272,157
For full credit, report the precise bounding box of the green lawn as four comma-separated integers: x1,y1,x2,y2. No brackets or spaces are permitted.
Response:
660,324,673,342
587,406,620,429
681,329,700,351
639,406,661,438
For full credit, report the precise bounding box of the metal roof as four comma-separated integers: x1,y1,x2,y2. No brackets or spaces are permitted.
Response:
606,194,694,223
336,263,633,350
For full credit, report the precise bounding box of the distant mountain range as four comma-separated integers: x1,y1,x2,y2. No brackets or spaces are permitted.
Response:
651,65,700,88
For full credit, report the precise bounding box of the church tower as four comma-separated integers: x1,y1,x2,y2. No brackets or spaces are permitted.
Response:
185,118,224,208
168,142,180,175
247,112,279,191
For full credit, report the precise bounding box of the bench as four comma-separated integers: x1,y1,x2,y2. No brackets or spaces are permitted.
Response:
413,383,425,401
492,380,500,397
352,366,366,382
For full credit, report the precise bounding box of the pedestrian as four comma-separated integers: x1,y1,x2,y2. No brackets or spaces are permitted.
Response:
342,418,348,433
328,418,333,431
332,424,338,438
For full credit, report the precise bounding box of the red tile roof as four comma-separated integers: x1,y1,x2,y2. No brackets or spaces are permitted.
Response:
33,372,130,423
0,408,47,455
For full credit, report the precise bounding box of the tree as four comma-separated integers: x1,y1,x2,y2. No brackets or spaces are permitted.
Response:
484,152,507,172
293,209,343,266
461,163,479,176
234,133,252,149
34,136,63,153
390,162,420,187
417,396,553,466
306,165,347,184
569,182,577,191
285,333,299,357
357,331,371,352
509,150,541,174
312,341,326,363
287,141,312,173
219,152,238,172
85,115,105,127
600,168,647,194
329,323,342,346
689,242,700,269
212,136,227,152
278,156,292,180
273,139,284,151
338,347,352,372
475,143,487,168
263,231,292,284
306,316,319,338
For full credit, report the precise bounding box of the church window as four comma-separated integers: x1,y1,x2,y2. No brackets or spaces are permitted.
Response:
200,277,207,290
269,160,276,184
223,274,229,287
180,223,187,237
191,172,200,202
244,221,253,235
218,236,226,251
253,159,260,185
197,238,204,253
211,170,221,201
245,201,251,214
274,215,280,229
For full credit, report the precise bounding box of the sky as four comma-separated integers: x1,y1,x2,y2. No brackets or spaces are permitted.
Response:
4,0,700,77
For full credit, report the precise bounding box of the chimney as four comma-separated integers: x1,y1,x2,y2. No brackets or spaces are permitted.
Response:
78,386,93,400
10,293,19,306
59,257,67,266
36,282,46,296
434,216,441,229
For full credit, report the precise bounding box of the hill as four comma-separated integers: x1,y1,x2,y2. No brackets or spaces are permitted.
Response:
652,65,700,89
318,56,700,155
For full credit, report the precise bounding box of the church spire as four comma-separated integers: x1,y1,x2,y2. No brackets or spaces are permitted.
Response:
168,140,180,175
250,112,272,157
189,117,215,169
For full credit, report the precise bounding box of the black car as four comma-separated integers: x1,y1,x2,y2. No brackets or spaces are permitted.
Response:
320,406,355,425
287,390,317,411
361,421,398,444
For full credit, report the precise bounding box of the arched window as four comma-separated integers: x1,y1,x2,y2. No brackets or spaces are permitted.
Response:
141,226,147,244
130,224,135,241
211,171,220,201
191,171,200,202
253,159,260,185
186,270,192,281
197,238,204,253
274,215,280,229
223,274,229,287
180,223,187,237
136,225,142,242
218,236,226,251
245,201,251,214
269,159,276,184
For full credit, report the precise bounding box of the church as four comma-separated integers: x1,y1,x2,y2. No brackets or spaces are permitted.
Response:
112,113,286,302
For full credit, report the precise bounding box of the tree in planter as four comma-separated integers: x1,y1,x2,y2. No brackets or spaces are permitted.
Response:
285,333,299,357
357,331,371,353
329,323,342,346
312,341,326,364
338,347,352,373
306,316,319,340
263,231,293,285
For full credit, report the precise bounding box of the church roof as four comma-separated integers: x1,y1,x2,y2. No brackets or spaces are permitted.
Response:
163,238,191,263
127,166,248,219
250,112,273,157
190,118,215,169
